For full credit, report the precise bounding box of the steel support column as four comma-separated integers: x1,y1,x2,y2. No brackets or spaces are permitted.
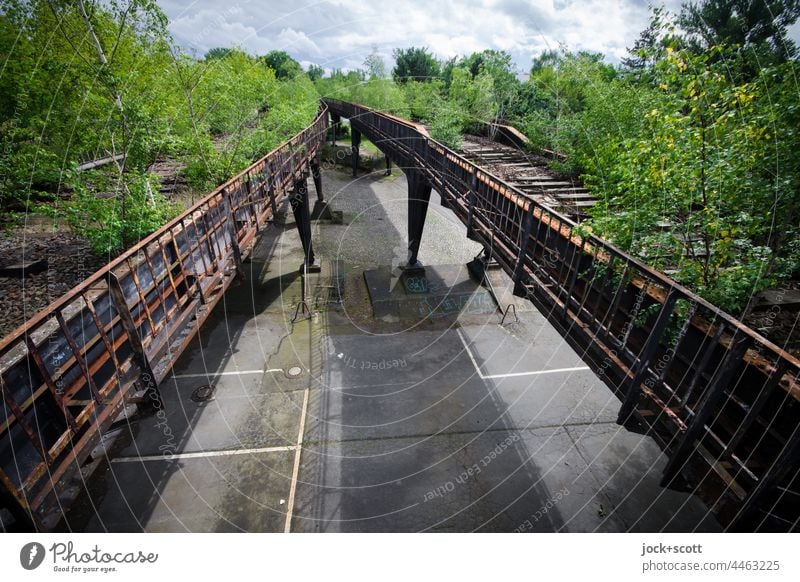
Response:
290,177,316,270
406,170,432,268
311,155,323,202
330,112,340,145
351,127,361,177
310,154,333,220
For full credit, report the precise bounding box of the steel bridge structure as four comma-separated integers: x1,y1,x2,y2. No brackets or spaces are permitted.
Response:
1,99,798,532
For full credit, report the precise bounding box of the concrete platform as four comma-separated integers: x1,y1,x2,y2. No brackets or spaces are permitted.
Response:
61,166,720,532
363,264,497,322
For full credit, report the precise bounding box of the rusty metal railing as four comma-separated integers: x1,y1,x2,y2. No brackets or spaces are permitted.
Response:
325,98,800,532
0,105,328,530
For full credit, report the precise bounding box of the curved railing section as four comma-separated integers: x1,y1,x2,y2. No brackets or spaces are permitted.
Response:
325,97,800,531
0,105,328,529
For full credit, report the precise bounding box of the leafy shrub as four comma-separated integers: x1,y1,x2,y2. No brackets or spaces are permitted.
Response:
53,171,180,256
429,103,464,150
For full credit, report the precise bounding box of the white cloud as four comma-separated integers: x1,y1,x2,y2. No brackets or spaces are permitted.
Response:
161,0,799,72
276,28,322,56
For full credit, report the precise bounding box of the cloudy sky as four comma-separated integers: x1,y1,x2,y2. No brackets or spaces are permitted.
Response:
160,0,798,74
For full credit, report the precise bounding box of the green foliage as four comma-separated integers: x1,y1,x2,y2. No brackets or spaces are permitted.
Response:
51,171,180,255
317,71,409,117
678,0,800,61
353,80,410,116
260,50,303,79
392,47,441,83
193,49,276,136
0,120,62,218
458,49,518,119
0,0,318,253
429,103,464,150
205,47,233,60
517,5,800,314
449,68,497,131
364,49,387,79
402,81,444,121
307,63,325,81
583,46,799,313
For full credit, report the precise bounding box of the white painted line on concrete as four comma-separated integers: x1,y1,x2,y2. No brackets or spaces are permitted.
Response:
482,366,590,380
457,327,589,380
111,445,297,463
284,385,310,533
171,369,282,379
456,328,486,379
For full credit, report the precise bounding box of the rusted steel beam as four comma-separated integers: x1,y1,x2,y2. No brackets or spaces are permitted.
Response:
405,170,432,268
351,127,361,177
290,178,316,270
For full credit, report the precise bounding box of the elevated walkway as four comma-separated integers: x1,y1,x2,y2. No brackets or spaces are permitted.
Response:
59,166,718,532
2,99,798,532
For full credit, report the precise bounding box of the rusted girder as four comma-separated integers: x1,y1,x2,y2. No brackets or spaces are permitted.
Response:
290,177,317,271
351,127,361,177
405,170,432,268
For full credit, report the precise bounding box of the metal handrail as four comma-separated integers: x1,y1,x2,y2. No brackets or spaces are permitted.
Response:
324,97,800,531
0,105,329,529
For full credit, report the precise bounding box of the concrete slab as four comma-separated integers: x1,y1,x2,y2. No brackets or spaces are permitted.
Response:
74,450,294,532
458,318,587,377
114,384,303,457
363,264,496,321
490,371,621,429
169,314,290,380
293,428,624,532
564,423,722,532
304,329,493,443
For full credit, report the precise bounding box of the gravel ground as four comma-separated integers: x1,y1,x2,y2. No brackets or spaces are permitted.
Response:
0,230,105,337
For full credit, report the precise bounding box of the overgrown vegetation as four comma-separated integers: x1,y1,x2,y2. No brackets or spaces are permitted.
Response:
312,1,800,317
0,0,318,255
3,0,797,316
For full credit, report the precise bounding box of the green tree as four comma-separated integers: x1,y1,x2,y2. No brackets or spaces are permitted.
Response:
585,47,798,313
392,47,440,83
307,63,325,81
622,7,670,74
56,170,180,255
364,49,387,79
205,47,233,60
402,80,444,121
429,102,463,149
678,0,800,61
261,50,302,79
449,67,497,131
458,49,519,122
0,0,319,250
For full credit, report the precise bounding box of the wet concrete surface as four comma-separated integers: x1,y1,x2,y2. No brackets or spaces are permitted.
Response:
62,165,720,532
